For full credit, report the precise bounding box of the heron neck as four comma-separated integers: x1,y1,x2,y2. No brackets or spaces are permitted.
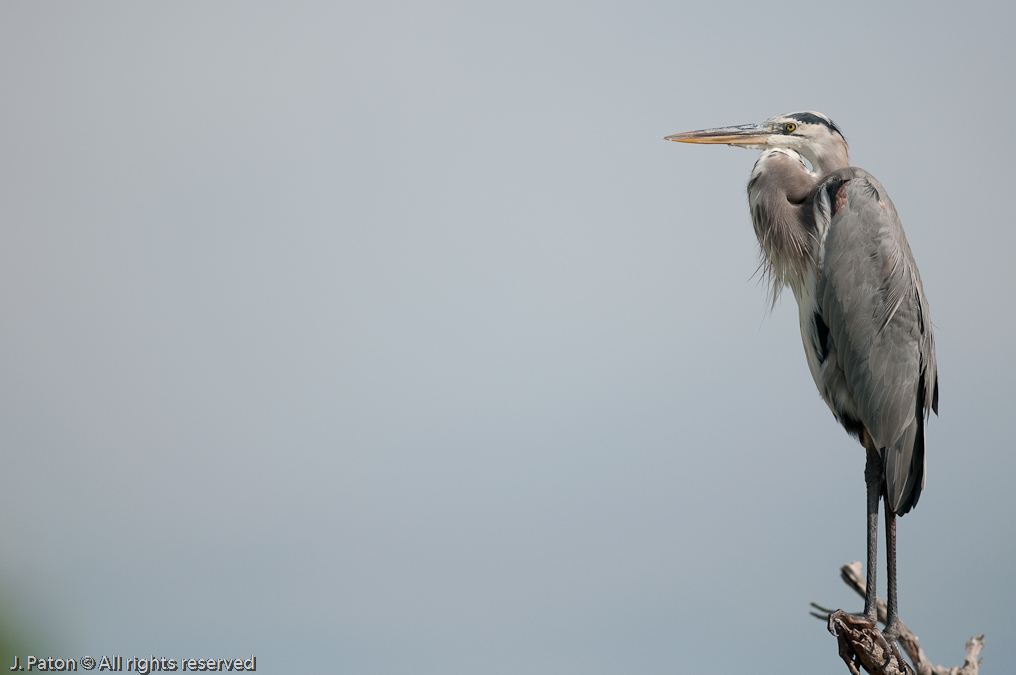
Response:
809,144,850,176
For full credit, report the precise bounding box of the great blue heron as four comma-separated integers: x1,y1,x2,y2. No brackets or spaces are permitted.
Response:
665,112,938,672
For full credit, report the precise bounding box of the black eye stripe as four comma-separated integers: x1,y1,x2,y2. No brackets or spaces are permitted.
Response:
785,112,843,136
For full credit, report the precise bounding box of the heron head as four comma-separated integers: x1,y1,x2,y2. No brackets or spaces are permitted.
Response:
666,111,849,175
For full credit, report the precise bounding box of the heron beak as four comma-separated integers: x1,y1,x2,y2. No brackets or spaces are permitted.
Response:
664,123,775,147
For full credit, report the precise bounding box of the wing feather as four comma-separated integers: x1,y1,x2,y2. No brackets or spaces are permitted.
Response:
813,169,937,514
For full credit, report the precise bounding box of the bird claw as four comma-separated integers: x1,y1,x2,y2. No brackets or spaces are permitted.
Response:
827,608,877,635
884,635,912,675
827,609,913,674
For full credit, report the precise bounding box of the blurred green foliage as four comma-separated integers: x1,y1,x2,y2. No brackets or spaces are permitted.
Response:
0,592,46,670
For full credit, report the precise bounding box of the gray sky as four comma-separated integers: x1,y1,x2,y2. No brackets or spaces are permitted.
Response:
1,2,1013,672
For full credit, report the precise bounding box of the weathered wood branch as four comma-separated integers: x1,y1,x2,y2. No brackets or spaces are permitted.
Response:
811,562,984,675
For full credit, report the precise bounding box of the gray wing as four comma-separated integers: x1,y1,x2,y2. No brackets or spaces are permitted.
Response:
815,168,938,515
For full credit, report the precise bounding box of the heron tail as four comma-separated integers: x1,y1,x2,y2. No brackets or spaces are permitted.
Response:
883,415,926,516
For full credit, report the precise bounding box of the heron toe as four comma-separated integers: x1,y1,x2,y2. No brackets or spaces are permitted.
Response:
828,610,912,675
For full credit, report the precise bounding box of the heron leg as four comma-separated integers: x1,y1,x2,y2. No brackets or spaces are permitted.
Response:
883,503,912,673
862,445,881,623
827,446,892,664
832,445,881,626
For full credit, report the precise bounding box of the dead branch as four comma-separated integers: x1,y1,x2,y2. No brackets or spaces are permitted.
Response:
811,562,984,675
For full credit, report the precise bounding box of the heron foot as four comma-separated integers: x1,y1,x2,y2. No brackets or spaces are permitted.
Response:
827,608,878,633
827,609,911,675
882,624,913,675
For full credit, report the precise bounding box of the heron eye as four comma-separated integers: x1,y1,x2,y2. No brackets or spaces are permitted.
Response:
785,122,797,133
